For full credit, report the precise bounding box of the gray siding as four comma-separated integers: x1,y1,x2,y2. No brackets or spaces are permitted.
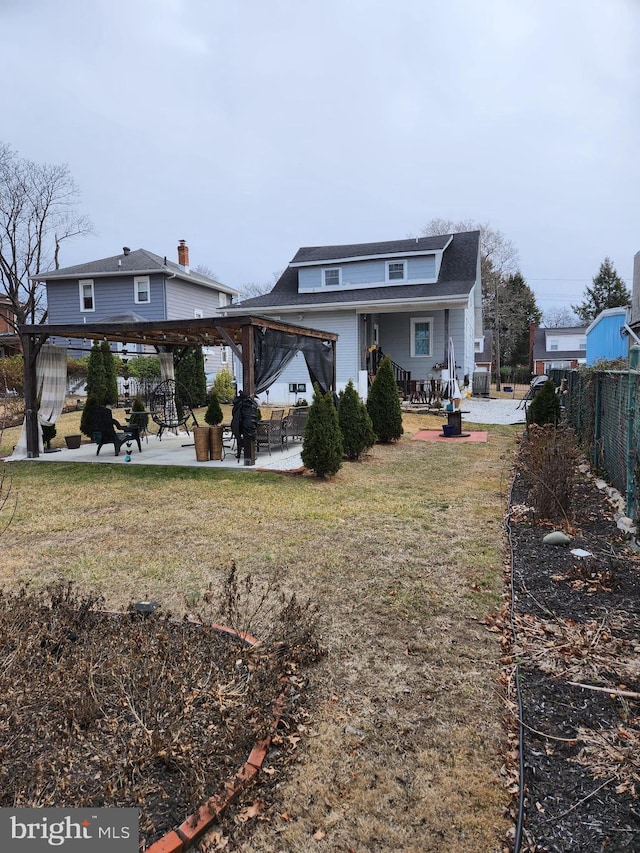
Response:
379,308,466,380
47,274,167,323
166,279,226,319
298,254,436,291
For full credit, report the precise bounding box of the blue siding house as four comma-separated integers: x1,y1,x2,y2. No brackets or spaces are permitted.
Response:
33,241,239,369
585,307,630,365
225,231,482,404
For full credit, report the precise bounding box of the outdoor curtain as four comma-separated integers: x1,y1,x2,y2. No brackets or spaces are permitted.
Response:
158,352,175,382
7,344,67,460
253,327,334,397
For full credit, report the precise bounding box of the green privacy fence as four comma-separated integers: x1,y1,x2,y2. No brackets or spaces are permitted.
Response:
549,356,640,523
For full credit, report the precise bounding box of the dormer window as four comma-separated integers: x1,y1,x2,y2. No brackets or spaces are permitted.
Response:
323,268,341,287
386,260,406,282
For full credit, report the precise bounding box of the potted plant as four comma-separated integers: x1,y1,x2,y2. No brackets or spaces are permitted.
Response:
204,391,224,460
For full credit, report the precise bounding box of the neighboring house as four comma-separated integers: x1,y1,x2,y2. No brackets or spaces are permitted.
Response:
0,296,21,356
33,241,240,373
226,231,482,403
585,307,630,365
530,325,587,375
474,329,493,373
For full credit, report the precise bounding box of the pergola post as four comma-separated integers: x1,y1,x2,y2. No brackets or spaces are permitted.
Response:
241,323,256,466
21,332,42,458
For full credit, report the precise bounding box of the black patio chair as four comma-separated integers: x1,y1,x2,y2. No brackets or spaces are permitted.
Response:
90,405,142,456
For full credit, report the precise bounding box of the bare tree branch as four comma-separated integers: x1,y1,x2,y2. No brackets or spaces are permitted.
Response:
0,141,93,328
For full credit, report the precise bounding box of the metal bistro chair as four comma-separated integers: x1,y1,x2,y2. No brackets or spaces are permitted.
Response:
150,380,198,440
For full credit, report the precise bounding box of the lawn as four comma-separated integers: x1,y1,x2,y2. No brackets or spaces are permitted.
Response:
0,407,519,852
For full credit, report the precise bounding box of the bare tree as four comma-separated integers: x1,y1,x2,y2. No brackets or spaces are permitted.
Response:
238,269,284,300
193,264,219,280
0,141,92,329
542,306,579,328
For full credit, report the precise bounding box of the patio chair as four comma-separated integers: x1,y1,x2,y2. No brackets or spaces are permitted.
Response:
256,408,287,455
150,379,198,440
286,406,309,443
90,405,142,456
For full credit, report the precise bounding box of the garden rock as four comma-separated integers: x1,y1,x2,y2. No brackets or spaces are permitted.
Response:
542,531,572,546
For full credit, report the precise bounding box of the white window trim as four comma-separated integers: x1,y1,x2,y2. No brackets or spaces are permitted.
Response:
218,292,228,308
322,267,342,287
134,276,150,304
193,308,204,319
411,316,433,358
386,259,407,282
221,345,229,364
79,279,95,312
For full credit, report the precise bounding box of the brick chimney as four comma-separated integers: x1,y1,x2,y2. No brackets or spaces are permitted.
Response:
177,239,190,272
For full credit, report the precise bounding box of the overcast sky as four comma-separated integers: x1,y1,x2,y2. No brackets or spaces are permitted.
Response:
2,0,638,314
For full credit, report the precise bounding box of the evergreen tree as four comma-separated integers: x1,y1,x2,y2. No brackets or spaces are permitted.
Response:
204,391,223,426
499,272,542,368
85,342,107,404
175,347,207,407
101,340,119,405
572,257,631,324
212,368,235,403
366,355,403,442
301,385,343,477
338,380,375,460
527,379,561,427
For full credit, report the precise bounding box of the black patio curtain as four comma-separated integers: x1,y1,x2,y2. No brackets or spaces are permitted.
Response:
302,339,334,396
252,327,335,396
253,328,301,394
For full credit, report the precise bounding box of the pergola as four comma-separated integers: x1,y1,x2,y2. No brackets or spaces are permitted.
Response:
18,314,338,463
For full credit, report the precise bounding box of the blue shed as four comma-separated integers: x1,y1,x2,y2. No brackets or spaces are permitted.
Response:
585,307,629,365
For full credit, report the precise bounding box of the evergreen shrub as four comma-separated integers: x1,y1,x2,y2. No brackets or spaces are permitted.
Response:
301,385,343,478
338,380,375,460
366,355,403,442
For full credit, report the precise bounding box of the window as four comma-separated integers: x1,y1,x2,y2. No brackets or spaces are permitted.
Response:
134,276,150,304
550,343,559,351
579,339,586,350
221,346,228,364
323,268,341,287
386,260,406,282
411,317,432,357
193,308,204,319
79,279,94,312
218,292,228,308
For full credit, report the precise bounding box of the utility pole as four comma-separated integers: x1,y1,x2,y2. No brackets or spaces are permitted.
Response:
494,277,502,392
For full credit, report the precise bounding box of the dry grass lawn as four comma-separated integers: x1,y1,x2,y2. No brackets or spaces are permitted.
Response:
0,408,519,852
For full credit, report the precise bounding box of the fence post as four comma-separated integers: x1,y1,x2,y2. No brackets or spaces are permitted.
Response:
626,345,640,519
593,376,601,470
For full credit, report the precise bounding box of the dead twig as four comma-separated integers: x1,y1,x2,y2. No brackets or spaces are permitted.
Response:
567,681,640,700
542,777,614,823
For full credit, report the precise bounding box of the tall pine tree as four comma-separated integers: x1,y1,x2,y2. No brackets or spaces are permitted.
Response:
572,258,631,324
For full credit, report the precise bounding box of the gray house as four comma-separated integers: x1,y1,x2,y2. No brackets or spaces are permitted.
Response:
226,231,482,403
34,241,240,371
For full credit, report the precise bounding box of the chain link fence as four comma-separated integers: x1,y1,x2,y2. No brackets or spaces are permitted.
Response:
549,367,640,523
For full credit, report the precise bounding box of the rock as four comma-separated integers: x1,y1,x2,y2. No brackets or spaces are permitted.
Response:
617,516,637,535
594,478,608,491
543,531,572,546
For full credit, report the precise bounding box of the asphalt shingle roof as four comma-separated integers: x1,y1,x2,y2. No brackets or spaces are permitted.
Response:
236,230,480,310
32,248,236,293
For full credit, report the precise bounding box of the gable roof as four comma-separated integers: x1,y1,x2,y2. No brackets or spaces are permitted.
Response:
31,248,239,296
532,326,588,362
234,230,480,311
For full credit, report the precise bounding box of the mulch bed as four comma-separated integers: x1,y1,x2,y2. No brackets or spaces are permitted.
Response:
507,468,640,851
0,582,320,850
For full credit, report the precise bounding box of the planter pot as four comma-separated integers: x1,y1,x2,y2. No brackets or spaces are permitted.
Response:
65,434,82,450
208,425,224,461
193,426,211,462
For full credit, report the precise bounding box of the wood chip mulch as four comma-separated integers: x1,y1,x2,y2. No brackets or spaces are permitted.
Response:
504,469,640,852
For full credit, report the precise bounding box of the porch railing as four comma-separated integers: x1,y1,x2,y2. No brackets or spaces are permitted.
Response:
367,347,411,397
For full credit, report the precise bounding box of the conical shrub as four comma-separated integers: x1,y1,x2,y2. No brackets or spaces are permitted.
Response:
301,385,343,478
366,355,403,442
338,380,375,460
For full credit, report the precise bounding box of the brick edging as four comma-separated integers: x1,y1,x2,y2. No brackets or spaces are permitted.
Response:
144,621,287,853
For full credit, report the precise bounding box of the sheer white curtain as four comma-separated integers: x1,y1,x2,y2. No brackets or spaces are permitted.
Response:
158,352,175,382
7,344,68,460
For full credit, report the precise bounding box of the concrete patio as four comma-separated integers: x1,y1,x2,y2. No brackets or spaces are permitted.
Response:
28,429,305,472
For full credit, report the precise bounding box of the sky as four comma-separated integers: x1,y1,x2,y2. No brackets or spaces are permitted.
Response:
1,0,639,315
